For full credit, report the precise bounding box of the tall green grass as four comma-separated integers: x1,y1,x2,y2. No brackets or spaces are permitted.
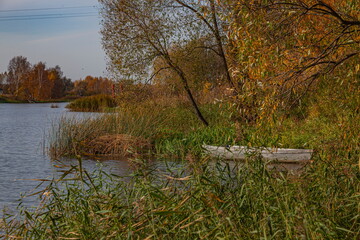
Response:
1,155,359,239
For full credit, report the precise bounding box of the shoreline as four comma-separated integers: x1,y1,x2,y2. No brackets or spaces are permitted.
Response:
0,96,74,104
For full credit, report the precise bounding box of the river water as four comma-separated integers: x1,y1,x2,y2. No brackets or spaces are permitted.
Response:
0,103,131,213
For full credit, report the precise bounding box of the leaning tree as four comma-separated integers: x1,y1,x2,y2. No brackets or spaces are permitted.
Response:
99,0,232,126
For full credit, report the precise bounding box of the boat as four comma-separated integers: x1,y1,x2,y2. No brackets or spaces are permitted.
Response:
202,145,313,163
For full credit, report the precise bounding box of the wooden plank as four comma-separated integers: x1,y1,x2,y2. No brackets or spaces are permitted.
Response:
202,145,313,163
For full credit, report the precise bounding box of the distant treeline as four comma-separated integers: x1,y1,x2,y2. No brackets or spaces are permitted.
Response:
72,76,114,97
0,56,114,101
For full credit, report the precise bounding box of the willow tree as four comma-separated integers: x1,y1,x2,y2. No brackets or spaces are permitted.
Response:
224,0,360,121
152,37,225,95
99,0,211,125
173,0,238,92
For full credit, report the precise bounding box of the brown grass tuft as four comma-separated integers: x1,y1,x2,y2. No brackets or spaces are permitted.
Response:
84,134,153,157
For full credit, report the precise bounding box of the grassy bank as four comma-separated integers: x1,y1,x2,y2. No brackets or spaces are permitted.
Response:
11,96,354,239
0,96,23,103
2,78,360,239
48,98,359,163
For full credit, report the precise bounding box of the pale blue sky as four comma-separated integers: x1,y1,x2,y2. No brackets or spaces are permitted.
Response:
0,0,107,80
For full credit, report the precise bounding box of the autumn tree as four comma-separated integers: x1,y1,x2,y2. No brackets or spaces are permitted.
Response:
26,63,67,100
7,56,31,97
2,57,73,101
48,66,66,99
0,72,7,89
31,62,48,100
84,76,113,95
99,0,211,125
223,0,359,121
173,0,238,91
73,76,113,96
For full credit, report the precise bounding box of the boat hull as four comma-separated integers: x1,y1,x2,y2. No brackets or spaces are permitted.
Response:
203,145,313,163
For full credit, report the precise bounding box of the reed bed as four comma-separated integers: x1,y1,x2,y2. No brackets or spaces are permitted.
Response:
66,94,117,112
48,105,169,159
1,154,359,239
48,103,235,160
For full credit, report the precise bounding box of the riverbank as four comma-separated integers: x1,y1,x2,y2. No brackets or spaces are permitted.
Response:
0,95,78,104
2,89,359,238
0,96,23,103
48,99,359,162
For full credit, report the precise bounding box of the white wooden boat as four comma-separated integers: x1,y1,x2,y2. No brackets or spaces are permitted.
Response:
202,145,313,163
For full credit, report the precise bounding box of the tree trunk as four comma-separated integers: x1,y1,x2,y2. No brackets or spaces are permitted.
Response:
165,56,209,126
209,0,240,92
177,70,209,126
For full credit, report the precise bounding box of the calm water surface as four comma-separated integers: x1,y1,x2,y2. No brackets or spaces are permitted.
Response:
0,103,131,213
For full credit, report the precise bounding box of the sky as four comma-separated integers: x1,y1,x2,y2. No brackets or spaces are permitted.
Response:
0,0,107,80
